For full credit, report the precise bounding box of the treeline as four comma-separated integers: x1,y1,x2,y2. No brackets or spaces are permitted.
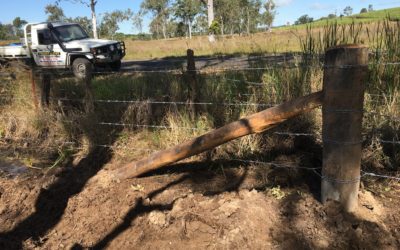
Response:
0,18,28,40
0,0,376,41
1,0,277,40
140,0,276,39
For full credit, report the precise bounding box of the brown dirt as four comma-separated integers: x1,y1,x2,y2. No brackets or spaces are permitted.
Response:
0,151,399,250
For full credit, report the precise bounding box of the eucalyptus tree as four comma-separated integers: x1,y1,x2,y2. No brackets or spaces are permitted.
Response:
99,9,133,39
173,0,202,38
141,0,171,39
240,0,262,34
45,4,67,22
55,0,100,38
263,0,276,31
12,17,28,36
132,11,145,34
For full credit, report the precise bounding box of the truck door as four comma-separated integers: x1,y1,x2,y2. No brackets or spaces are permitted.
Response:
32,29,66,68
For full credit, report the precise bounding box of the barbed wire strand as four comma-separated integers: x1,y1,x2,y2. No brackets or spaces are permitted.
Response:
0,96,278,108
362,171,400,181
1,137,399,181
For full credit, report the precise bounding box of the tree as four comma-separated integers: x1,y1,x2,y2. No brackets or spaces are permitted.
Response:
327,13,336,19
360,8,368,14
295,15,313,25
193,14,208,35
173,0,202,38
214,0,241,35
263,0,276,32
141,0,170,39
343,6,353,16
12,17,27,36
368,4,373,12
56,0,99,39
241,0,263,35
132,11,144,34
66,16,92,35
0,23,8,40
45,4,66,22
0,23,14,40
200,0,215,42
99,9,133,39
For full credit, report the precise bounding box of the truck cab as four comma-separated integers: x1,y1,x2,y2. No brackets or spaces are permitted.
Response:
1,22,125,79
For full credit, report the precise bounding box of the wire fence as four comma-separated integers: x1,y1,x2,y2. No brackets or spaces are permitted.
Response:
0,92,398,146
2,60,399,79
121,61,400,75
0,95,280,108
1,57,399,184
1,135,399,183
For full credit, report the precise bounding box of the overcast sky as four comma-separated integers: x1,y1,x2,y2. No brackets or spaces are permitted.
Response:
0,0,399,33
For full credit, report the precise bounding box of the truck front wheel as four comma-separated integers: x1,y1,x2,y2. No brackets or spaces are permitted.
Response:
72,58,93,79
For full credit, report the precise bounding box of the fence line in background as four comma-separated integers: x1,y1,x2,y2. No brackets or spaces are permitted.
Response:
1,61,400,78
0,96,279,108
97,122,200,131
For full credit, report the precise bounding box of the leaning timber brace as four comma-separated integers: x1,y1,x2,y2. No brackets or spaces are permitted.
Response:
112,91,323,179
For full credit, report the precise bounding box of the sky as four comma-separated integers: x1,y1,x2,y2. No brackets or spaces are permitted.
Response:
0,0,399,34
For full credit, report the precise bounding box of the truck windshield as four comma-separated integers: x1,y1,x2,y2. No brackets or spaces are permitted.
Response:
54,24,89,43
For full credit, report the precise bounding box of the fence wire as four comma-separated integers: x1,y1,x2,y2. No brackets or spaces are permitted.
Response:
0,96,278,108
1,136,399,182
1,59,400,183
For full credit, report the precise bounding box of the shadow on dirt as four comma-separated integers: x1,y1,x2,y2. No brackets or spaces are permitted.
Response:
0,149,113,250
121,53,297,72
86,174,190,250
273,192,397,249
81,131,321,249
0,78,125,250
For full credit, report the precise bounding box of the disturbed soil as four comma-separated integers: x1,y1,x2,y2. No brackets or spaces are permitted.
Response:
0,149,399,250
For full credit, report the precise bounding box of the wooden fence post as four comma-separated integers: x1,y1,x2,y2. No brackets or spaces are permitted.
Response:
40,73,51,108
30,69,39,112
321,45,368,212
187,49,198,117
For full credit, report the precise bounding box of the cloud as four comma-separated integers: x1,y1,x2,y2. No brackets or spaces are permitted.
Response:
275,0,294,7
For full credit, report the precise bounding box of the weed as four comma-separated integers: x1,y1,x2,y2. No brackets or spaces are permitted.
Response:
270,186,286,200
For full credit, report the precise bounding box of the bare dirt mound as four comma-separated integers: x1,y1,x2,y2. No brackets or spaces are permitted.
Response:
0,155,399,249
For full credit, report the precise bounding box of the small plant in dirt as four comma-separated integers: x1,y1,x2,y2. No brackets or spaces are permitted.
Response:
269,186,286,200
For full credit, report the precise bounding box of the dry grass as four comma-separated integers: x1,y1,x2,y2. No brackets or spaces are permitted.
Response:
124,30,302,60
0,20,398,173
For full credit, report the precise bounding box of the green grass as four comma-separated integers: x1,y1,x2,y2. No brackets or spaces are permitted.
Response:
278,7,400,30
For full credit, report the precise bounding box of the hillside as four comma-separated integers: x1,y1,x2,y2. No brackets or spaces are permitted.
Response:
280,7,400,30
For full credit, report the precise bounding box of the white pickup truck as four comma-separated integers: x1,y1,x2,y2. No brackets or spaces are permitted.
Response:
0,22,125,78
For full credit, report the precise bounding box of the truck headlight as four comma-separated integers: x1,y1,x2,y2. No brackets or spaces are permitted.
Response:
116,43,121,50
109,45,115,51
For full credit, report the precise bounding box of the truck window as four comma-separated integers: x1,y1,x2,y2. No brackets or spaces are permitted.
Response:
37,29,56,45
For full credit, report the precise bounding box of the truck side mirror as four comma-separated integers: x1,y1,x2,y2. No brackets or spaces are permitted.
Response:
47,23,54,30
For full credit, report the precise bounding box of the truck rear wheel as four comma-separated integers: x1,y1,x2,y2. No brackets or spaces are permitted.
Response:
110,60,122,72
72,58,93,79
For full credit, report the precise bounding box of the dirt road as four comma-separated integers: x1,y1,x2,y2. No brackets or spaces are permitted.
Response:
121,53,298,72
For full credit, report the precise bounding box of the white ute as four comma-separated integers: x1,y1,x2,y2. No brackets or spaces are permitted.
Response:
0,22,126,78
